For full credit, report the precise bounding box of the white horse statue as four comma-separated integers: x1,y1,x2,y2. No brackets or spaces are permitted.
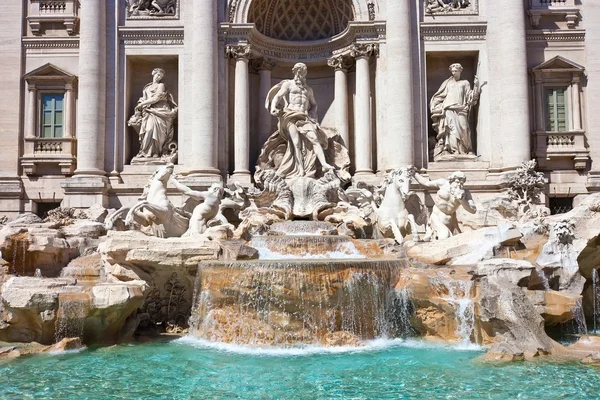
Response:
346,166,425,244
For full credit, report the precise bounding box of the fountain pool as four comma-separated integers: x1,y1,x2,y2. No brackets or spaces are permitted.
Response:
1,339,599,399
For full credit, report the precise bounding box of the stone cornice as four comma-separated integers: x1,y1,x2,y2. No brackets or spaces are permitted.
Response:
22,37,79,49
526,29,585,43
220,21,385,63
119,28,184,45
420,22,487,42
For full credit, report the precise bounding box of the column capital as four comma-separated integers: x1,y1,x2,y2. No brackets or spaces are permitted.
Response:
350,43,379,60
226,44,253,60
327,55,353,71
572,76,581,84
65,83,74,91
251,57,277,71
27,82,36,92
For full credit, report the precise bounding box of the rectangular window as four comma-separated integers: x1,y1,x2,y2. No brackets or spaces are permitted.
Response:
545,87,568,132
41,94,64,138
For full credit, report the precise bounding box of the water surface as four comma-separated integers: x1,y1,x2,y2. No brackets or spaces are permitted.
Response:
1,338,599,399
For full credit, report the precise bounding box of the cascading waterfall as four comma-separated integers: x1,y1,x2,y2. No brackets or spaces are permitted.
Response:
248,236,369,260
432,276,475,345
393,287,415,338
55,293,89,342
593,268,599,334
571,299,588,335
189,259,403,346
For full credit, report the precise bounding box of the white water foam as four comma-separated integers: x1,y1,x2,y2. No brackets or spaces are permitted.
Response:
175,336,483,357
255,241,367,260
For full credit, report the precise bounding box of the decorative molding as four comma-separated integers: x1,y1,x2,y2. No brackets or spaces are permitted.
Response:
526,29,585,43
424,0,479,16
22,37,79,49
251,57,277,71
327,55,353,71
367,0,376,21
119,28,184,45
226,44,253,59
220,21,385,63
349,43,379,59
420,23,486,42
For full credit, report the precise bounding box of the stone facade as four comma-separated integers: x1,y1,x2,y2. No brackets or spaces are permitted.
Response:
0,0,596,216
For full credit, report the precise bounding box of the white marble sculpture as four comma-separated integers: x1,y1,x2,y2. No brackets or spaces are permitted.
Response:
128,68,178,164
414,171,476,241
124,163,188,238
126,0,177,17
259,63,349,179
170,178,225,237
430,63,480,161
346,167,425,244
425,0,471,13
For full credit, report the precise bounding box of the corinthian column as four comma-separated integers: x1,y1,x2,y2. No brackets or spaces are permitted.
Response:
25,83,36,139
74,0,106,175
351,44,378,178
253,58,277,151
189,0,219,177
384,0,413,169
327,55,351,148
228,45,252,184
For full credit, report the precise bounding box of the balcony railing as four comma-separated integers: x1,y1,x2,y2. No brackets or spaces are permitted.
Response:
534,130,588,170
529,0,579,28
27,0,79,36
21,137,76,175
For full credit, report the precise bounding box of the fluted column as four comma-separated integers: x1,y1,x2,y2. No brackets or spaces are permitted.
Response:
189,0,219,176
327,55,351,148
253,58,277,150
25,83,36,139
228,45,252,184
351,44,377,178
490,0,531,166
74,0,106,175
64,82,74,138
384,0,414,168
571,77,582,131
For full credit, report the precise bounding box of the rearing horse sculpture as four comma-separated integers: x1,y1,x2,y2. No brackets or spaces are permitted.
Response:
123,163,188,238
345,166,424,244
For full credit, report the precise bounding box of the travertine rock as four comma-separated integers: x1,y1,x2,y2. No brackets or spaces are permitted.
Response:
482,342,525,362
0,277,144,345
472,258,535,287
475,275,560,358
406,224,520,265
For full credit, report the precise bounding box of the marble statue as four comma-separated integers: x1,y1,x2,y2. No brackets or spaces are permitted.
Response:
414,171,476,241
430,63,480,161
126,0,177,17
170,178,225,237
128,68,178,164
259,63,349,179
124,163,188,238
374,166,423,243
346,167,425,243
425,0,471,13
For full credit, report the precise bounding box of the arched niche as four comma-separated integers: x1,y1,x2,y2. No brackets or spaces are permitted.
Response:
229,0,374,26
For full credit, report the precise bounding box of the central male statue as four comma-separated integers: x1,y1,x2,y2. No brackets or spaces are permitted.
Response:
261,63,336,178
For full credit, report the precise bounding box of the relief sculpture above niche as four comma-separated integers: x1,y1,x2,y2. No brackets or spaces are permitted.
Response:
126,0,178,18
425,0,478,15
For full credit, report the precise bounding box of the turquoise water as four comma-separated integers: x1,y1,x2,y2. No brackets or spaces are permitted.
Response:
1,338,599,399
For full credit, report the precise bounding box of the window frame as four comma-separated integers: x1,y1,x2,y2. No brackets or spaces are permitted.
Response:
544,86,569,133
40,92,65,139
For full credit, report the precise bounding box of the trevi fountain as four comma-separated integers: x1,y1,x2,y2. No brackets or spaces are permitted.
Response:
2,0,600,398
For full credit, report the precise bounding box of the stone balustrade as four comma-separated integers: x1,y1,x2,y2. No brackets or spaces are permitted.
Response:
529,0,579,28
534,130,588,170
21,137,76,175
27,0,79,36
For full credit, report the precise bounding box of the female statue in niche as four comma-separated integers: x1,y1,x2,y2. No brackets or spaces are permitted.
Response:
128,68,178,163
430,63,480,161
